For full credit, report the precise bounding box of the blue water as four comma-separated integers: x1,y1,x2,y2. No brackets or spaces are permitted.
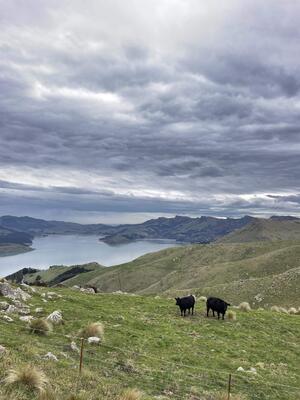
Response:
0,235,180,276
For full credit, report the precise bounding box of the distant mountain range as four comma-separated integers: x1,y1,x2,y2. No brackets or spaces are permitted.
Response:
0,214,299,251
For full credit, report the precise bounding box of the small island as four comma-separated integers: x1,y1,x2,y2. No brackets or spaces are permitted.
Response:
99,234,140,245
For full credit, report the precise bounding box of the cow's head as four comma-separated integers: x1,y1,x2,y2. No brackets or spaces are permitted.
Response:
175,297,181,305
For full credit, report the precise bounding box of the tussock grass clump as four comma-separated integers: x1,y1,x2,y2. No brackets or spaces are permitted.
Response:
29,318,52,335
278,307,288,314
227,310,236,321
79,322,104,339
238,302,251,312
39,389,57,400
271,306,280,312
288,307,297,315
199,296,207,302
119,388,143,400
4,365,49,394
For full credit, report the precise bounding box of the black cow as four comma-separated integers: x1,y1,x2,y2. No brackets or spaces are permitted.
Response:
175,295,196,316
206,297,230,320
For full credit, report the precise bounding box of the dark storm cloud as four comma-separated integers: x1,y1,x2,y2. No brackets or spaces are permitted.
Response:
0,0,300,221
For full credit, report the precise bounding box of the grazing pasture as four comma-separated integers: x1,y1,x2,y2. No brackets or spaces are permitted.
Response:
0,287,299,399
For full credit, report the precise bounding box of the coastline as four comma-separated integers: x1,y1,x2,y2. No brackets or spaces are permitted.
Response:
0,244,33,258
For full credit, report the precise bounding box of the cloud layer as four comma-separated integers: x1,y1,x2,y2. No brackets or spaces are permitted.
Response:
1,0,300,222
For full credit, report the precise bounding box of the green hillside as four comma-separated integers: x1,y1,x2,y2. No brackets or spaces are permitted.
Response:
17,241,300,307
219,219,300,243
0,285,299,400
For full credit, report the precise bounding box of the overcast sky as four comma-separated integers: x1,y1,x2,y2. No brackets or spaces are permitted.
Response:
0,0,300,223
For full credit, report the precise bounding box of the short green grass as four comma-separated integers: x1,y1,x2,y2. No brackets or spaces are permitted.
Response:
1,287,299,399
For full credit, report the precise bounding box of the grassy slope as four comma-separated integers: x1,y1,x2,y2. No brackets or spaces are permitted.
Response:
0,287,299,400
220,219,300,243
23,241,300,307
23,263,103,284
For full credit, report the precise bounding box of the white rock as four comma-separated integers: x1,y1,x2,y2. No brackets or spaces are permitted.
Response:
0,282,31,301
72,285,81,290
0,345,6,356
35,307,44,314
19,315,34,322
248,367,257,374
12,300,27,308
21,283,36,293
43,352,58,361
47,310,63,325
237,367,245,372
6,305,19,314
18,308,31,315
88,336,100,345
254,294,263,302
42,299,48,303
70,341,79,353
80,287,95,294
0,301,9,310
3,315,13,322
47,292,62,298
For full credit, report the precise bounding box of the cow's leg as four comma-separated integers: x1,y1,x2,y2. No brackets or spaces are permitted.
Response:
192,305,194,315
212,310,215,317
222,313,225,320
183,309,186,317
217,312,220,319
207,306,210,317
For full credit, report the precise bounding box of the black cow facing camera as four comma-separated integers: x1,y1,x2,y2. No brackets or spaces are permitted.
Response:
175,295,196,316
206,297,230,320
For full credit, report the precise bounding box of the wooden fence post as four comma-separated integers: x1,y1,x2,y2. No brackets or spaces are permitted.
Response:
79,338,84,374
227,373,232,400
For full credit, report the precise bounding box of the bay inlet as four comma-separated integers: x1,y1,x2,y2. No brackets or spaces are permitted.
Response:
0,234,181,276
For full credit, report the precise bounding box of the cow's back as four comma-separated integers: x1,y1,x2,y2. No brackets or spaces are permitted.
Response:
207,297,226,310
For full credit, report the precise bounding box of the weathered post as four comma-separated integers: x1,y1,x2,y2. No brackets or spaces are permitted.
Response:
227,373,232,400
79,338,84,374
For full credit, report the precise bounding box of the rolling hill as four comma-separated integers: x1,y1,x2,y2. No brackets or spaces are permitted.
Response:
11,240,300,308
219,218,300,243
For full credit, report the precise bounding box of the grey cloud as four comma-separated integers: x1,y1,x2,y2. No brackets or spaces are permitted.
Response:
0,1,300,221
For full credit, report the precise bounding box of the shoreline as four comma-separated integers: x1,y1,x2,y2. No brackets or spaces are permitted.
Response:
0,244,33,258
